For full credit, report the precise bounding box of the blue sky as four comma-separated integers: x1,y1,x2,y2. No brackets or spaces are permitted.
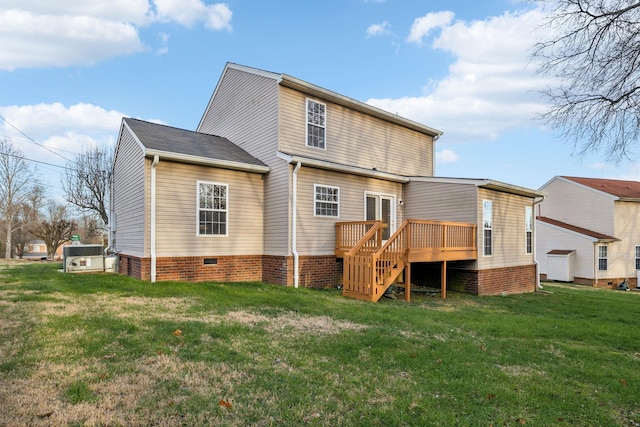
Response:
1,0,638,201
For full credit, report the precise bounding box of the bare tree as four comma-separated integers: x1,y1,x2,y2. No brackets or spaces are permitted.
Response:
13,184,45,258
62,145,112,227
533,0,640,162
0,139,37,258
33,203,76,260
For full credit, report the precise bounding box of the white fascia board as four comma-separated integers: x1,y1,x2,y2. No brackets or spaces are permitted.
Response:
145,149,270,174
410,176,545,198
277,151,409,183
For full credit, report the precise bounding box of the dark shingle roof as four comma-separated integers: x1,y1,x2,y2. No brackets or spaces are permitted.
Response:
536,216,619,241
562,176,640,199
124,117,266,168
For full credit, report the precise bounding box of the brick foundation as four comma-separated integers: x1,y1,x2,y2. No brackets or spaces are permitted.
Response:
412,262,537,296
118,253,342,288
475,264,537,296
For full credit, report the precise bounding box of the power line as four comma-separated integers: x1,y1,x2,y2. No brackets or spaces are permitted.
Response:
0,149,70,171
0,113,73,163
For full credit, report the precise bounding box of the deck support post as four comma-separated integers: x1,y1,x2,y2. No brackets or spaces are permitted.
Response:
404,262,411,302
441,260,447,299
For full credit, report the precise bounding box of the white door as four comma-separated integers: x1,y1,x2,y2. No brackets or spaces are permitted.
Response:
365,193,395,240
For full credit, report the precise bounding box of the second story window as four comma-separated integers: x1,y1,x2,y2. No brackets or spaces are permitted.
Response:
483,200,492,256
306,99,326,149
525,206,533,254
598,245,607,271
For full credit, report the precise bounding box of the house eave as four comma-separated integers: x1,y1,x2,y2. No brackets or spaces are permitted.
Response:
409,176,545,198
145,149,270,174
277,152,410,183
278,75,443,138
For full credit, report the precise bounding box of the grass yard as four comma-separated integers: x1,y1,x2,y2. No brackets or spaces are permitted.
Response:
0,261,639,426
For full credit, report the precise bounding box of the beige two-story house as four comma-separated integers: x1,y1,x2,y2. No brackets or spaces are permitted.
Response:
111,63,544,301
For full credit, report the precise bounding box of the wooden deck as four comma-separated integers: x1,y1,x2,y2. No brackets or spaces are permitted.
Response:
335,219,477,302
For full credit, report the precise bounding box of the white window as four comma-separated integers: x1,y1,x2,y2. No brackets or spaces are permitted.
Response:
306,99,326,149
525,206,533,254
197,181,228,236
598,245,608,271
483,200,492,256
314,184,339,217
635,246,640,270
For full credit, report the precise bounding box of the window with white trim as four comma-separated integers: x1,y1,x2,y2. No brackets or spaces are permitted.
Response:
483,200,492,256
598,245,608,271
306,99,326,149
197,181,228,236
635,246,640,270
314,184,339,217
525,206,533,254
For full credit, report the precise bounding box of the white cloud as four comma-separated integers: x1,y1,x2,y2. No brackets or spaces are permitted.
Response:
0,102,128,198
153,0,232,30
436,149,459,163
0,103,123,166
407,11,454,45
0,0,232,70
368,7,552,144
367,21,392,38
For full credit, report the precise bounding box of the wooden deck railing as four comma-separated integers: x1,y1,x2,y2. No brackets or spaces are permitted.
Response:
337,219,477,301
335,220,380,256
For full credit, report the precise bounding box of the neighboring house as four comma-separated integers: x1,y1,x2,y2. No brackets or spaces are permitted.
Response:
536,175,640,287
18,240,64,260
110,62,544,300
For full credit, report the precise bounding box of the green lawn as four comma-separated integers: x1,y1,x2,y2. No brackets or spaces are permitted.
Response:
1,261,638,426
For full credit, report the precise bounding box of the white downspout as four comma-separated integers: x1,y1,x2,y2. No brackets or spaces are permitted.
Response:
150,155,159,283
533,196,545,290
292,161,302,288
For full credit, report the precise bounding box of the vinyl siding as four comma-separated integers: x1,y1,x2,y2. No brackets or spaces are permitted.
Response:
278,86,434,177
153,161,263,256
477,188,535,270
112,125,146,256
611,201,640,277
295,167,403,255
536,221,596,280
403,181,477,223
197,67,290,255
540,178,615,234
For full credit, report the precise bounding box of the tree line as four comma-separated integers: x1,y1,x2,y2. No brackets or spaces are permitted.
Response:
0,137,111,260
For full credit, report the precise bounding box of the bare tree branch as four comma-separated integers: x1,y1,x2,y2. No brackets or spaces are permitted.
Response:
33,204,76,260
62,145,112,226
0,138,38,258
533,0,640,162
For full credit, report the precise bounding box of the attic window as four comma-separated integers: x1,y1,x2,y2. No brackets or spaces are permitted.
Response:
306,99,326,149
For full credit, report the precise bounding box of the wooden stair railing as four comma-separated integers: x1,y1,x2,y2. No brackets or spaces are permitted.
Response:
343,220,409,302
341,222,382,301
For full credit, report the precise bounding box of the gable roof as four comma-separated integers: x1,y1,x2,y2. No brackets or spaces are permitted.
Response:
122,118,269,173
558,176,640,200
536,216,619,242
199,62,443,138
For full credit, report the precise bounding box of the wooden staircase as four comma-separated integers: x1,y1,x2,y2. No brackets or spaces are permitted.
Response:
338,219,477,302
341,220,410,302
